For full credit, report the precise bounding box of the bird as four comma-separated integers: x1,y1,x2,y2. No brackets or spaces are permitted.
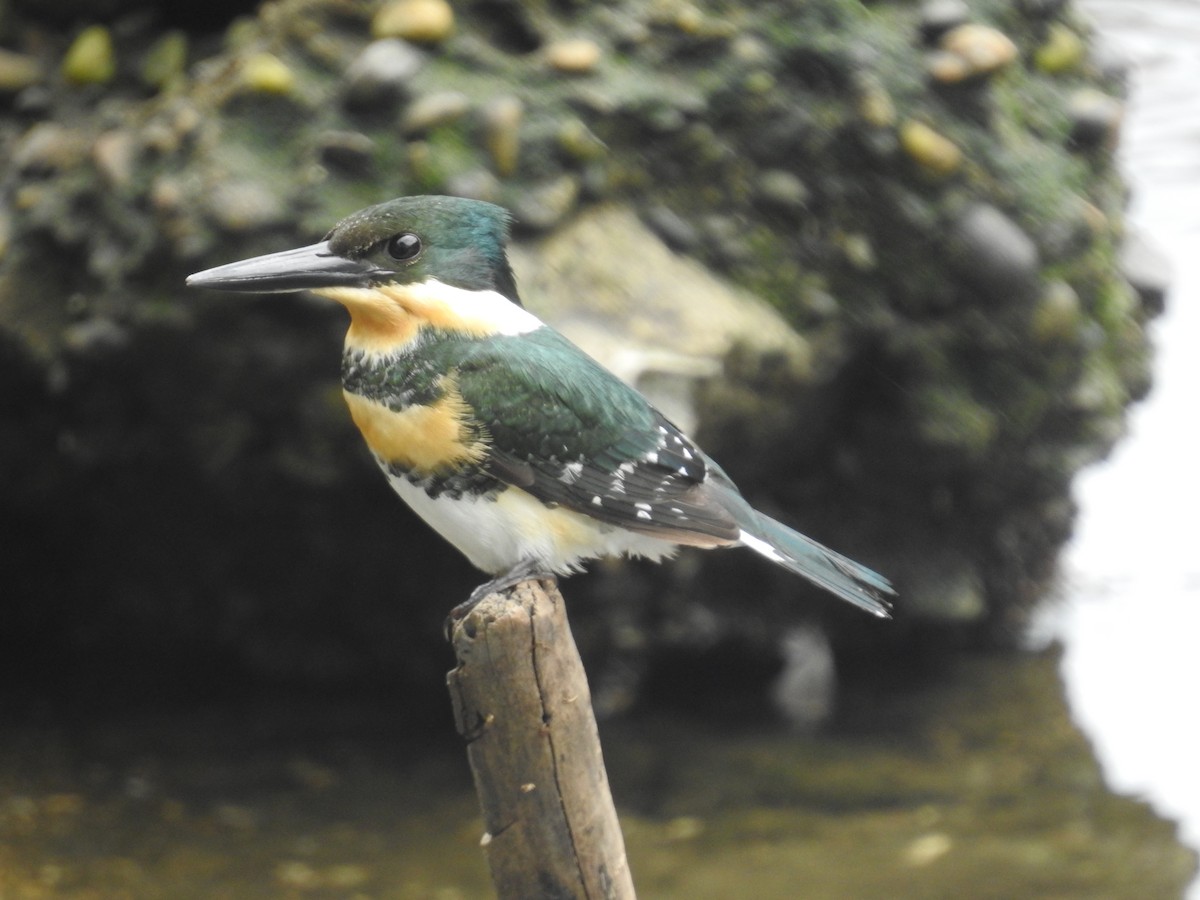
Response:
187,195,894,621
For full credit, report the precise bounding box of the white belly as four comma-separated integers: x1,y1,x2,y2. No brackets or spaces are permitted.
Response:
383,471,678,575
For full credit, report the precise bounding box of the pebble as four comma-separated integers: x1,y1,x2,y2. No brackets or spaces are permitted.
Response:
952,202,1040,301
1034,23,1086,74
918,0,970,44
400,90,470,134
445,168,502,203
141,31,188,90
899,120,962,176
92,129,137,187
63,317,130,357
372,0,455,44
62,25,116,86
1119,228,1170,317
482,94,523,177
699,213,752,265
315,130,375,175
240,52,294,94
511,175,580,232
556,118,606,163
643,205,700,252
0,48,41,93
931,24,1018,83
857,79,896,128
545,38,602,74
342,39,425,112
1066,89,1123,152
12,122,89,174
1031,280,1082,341
756,169,809,214
1019,0,1069,17
205,180,288,232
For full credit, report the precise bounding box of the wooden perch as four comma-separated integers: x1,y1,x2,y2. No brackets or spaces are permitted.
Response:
446,579,636,900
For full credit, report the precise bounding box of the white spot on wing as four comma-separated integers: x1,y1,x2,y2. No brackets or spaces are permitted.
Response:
636,510,652,521
738,529,787,564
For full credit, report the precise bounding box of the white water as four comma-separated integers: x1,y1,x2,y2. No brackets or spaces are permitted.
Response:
1048,1,1200,890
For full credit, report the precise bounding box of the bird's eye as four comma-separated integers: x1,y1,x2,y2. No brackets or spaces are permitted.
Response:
386,233,422,261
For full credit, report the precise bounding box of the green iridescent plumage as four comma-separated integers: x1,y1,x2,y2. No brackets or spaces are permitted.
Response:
187,195,895,618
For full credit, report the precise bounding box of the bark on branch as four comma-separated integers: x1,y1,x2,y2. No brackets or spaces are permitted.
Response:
446,579,636,900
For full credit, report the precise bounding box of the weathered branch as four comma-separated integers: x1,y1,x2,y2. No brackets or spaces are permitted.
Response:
446,579,636,900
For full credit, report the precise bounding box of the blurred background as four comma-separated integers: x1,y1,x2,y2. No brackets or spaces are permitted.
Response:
1,0,1196,896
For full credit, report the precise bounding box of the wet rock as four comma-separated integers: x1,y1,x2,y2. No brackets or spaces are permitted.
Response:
545,38,602,75
1067,89,1123,152
372,0,454,44
930,24,1018,84
0,48,41,93
62,25,116,86
482,94,523,177
899,120,962,176
918,0,970,44
342,39,425,112
1119,229,1171,317
400,90,469,134
951,203,1040,302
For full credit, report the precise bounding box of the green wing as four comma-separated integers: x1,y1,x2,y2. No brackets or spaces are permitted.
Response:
447,327,744,543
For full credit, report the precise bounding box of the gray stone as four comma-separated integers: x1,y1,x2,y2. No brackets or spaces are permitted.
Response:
951,203,1041,302
510,175,580,233
755,169,809,215
919,0,970,44
315,130,375,176
643,205,700,252
341,39,425,112
1067,89,1123,151
400,90,470,134
1120,228,1171,316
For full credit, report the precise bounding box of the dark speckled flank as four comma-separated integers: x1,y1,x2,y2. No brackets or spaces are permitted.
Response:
383,458,506,501
341,345,444,411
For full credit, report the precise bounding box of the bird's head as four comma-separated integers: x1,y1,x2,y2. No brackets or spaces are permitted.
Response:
188,195,520,302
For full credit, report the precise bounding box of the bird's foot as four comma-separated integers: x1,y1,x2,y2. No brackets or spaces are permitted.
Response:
444,560,558,640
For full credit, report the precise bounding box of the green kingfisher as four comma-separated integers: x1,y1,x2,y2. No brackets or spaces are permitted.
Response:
187,195,894,619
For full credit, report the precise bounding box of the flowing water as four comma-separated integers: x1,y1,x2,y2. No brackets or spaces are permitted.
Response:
1050,1,1200,893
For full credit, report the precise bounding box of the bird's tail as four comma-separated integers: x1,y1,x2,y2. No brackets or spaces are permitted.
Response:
739,513,895,618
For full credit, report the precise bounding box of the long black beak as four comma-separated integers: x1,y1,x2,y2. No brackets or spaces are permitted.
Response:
186,241,387,293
